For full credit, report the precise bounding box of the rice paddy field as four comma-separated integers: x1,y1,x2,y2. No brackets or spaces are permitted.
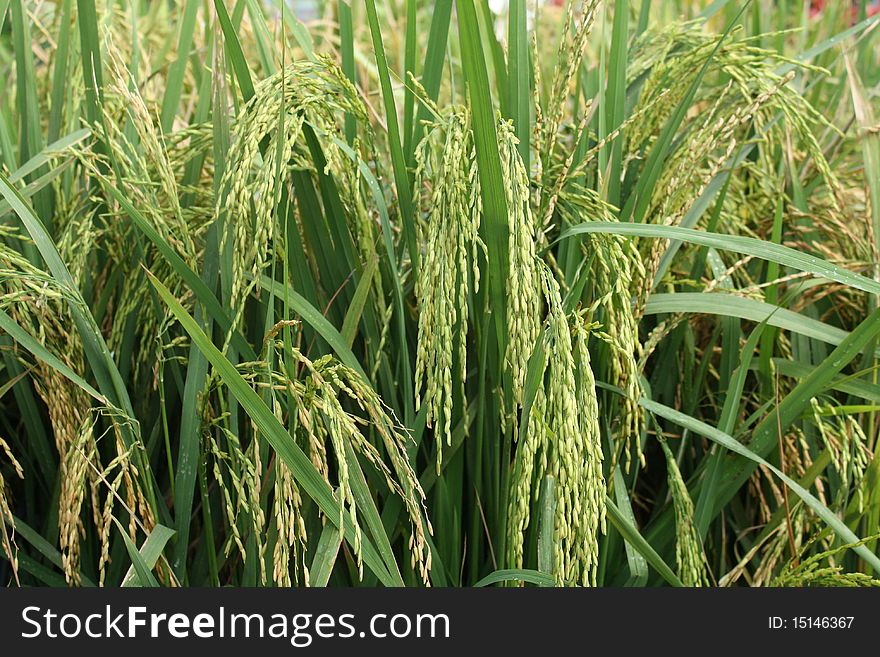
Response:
0,0,879,588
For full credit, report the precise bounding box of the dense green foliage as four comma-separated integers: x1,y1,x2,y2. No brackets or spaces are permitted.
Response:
0,0,879,587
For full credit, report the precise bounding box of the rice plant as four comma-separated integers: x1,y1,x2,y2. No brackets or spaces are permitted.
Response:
0,0,879,587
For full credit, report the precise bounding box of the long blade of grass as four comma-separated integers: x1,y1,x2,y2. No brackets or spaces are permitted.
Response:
605,0,629,207
309,523,343,586
612,467,649,586
344,442,404,584
213,0,256,101
341,256,378,348
695,317,770,537
845,53,880,284
641,398,880,574
47,0,73,143
605,497,683,587
457,0,509,357
363,0,418,272
121,524,176,587
410,0,453,164
474,569,556,587
76,0,106,127
561,222,880,296
113,518,160,587
645,292,862,351
159,0,201,132
507,0,529,168
7,129,89,183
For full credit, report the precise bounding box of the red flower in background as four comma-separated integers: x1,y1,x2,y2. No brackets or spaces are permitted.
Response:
810,0,880,20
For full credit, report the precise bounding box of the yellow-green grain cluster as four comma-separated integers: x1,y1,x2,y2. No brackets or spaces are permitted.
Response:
508,265,606,586
414,108,483,471
662,440,709,587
